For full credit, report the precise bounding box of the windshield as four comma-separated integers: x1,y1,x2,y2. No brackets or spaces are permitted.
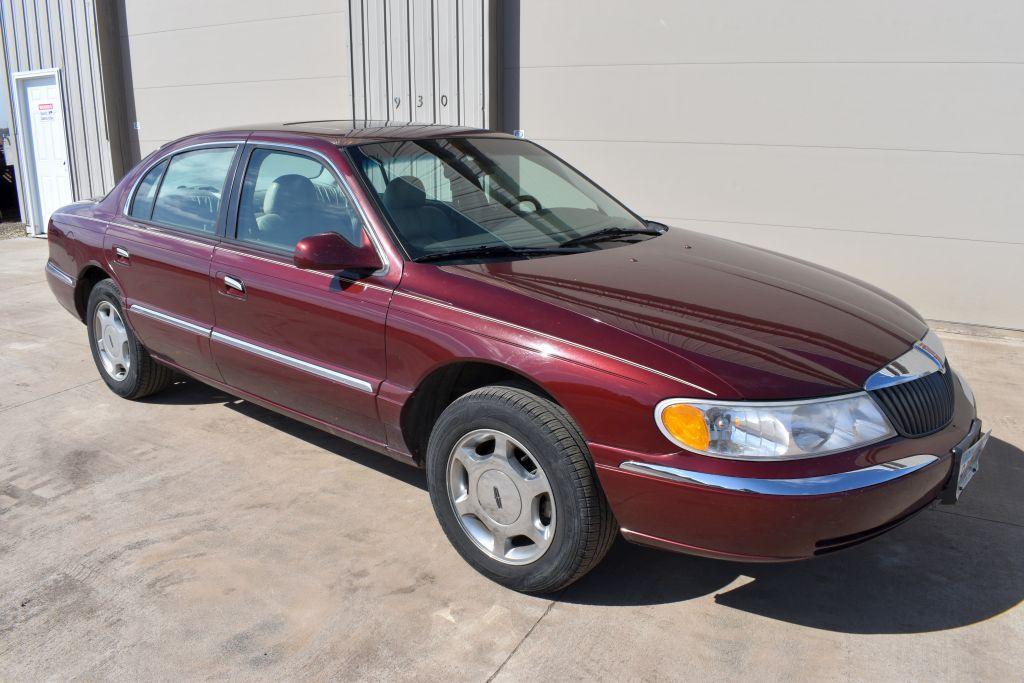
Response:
347,136,651,261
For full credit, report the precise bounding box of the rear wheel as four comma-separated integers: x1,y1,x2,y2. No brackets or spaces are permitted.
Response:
426,384,616,593
86,279,173,399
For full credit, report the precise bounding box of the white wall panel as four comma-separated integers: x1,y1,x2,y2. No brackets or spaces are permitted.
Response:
535,140,1022,245
126,14,346,89
510,1,1024,329
519,64,1022,155
120,1,351,151
516,0,1024,66
121,0,342,36
133,77,349,156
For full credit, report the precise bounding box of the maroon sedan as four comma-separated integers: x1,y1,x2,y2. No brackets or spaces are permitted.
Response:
45,121,987,592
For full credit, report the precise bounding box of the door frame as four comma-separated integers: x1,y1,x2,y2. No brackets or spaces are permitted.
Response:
10,67,74,235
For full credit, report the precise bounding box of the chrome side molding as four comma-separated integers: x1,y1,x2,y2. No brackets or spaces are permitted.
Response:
619,454,940,496
864,329,946,391
126,304,373,393
45,261,75,287
129,304,212,336
210,331,373,393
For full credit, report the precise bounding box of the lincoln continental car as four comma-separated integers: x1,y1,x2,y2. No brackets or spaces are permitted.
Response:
45,122,986,592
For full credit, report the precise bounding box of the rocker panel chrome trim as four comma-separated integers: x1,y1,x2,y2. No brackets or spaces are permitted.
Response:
45,261,74,287
210,331,373,393
129,304,212,336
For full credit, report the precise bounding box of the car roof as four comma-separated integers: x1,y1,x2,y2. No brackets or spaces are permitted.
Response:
196,119,512,146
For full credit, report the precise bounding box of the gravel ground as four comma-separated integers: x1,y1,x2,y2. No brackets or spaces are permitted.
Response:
0,221,27,239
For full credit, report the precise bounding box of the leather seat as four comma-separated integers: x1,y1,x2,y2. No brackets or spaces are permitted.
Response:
256,174,325,249
383,176,452,248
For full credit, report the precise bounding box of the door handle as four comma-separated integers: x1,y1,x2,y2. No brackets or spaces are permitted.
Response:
223,275,245,294
113,246,130,264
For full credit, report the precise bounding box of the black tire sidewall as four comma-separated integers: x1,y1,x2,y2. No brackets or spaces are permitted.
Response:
426,389,593,592
86,279,146,398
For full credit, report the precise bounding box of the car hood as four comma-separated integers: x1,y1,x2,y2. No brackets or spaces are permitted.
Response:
444,227,926,399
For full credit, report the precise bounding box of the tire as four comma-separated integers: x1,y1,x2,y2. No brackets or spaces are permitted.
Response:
426,384,617,593
86,278,173,399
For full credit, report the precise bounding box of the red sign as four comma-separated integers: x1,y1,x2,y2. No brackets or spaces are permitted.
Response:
38,103,53,111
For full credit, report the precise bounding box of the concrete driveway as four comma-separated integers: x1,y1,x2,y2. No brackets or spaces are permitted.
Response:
1,237,1022,680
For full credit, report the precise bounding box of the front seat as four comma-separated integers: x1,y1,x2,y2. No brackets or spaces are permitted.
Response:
382,176,452,249
256,174,324,249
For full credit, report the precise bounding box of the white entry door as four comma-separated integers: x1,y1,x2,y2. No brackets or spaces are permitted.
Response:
15,72,73,234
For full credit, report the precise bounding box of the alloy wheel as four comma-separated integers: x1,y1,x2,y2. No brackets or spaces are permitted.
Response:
93,301,131,381
446,429,556,565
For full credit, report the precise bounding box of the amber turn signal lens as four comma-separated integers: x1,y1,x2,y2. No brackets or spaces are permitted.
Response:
660,403,710,451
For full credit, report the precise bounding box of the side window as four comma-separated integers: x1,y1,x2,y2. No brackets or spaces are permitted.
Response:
236,148,363,252
149,147,236,234
128,159,167,220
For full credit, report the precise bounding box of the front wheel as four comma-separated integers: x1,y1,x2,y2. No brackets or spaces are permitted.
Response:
426,385,617,593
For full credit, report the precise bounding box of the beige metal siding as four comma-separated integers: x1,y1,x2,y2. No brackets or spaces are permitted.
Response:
349,0,496,127
508,1,1024,330
119,0,353,157
0,0,118,201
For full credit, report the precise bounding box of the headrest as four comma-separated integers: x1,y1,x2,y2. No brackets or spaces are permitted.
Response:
383,176,426,211
263,174,317,214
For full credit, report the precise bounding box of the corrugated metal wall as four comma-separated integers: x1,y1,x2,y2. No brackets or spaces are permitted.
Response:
0,0,117,203
348,0,496,128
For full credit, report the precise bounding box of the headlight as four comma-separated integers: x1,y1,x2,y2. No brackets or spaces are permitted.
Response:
656,393,896,460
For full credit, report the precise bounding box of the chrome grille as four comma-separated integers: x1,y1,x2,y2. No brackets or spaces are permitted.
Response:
869,364,955,438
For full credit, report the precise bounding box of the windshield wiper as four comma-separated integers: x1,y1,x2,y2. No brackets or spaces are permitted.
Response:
559,226,663,248
413,244,578,263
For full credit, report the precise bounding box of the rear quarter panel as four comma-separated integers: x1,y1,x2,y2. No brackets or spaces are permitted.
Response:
47,202,117,319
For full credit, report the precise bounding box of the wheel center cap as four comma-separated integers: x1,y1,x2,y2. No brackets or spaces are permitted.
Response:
476,469,522,525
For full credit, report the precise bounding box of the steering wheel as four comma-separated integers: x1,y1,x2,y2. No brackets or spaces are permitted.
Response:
507,194,542,214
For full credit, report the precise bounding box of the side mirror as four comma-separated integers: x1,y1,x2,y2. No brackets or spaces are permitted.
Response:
293,232,382,273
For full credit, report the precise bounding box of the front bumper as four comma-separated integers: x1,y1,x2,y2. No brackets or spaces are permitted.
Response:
593,385,979,561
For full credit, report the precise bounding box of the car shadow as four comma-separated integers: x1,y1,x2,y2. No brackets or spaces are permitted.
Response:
145,379,1022,634
145,378,427,491
562,436,1024,634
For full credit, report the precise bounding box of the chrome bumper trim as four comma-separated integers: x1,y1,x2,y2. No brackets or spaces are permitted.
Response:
45,261,74,287
619,454,940,496
210,331,373,393
129,304,212,336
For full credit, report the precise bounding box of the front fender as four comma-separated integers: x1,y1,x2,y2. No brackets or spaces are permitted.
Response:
380,292,693,462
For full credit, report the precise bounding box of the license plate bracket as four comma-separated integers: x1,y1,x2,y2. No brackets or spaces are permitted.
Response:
941,420,989,504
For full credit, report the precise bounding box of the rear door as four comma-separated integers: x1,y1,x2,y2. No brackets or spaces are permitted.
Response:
209,141,395,445
107,141,242,380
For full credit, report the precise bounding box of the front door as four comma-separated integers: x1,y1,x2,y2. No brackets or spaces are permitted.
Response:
15,72,73,233
209,144,392,446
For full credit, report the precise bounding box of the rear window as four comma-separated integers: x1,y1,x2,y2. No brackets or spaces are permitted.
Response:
128,160,167,220
143,147,236,234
